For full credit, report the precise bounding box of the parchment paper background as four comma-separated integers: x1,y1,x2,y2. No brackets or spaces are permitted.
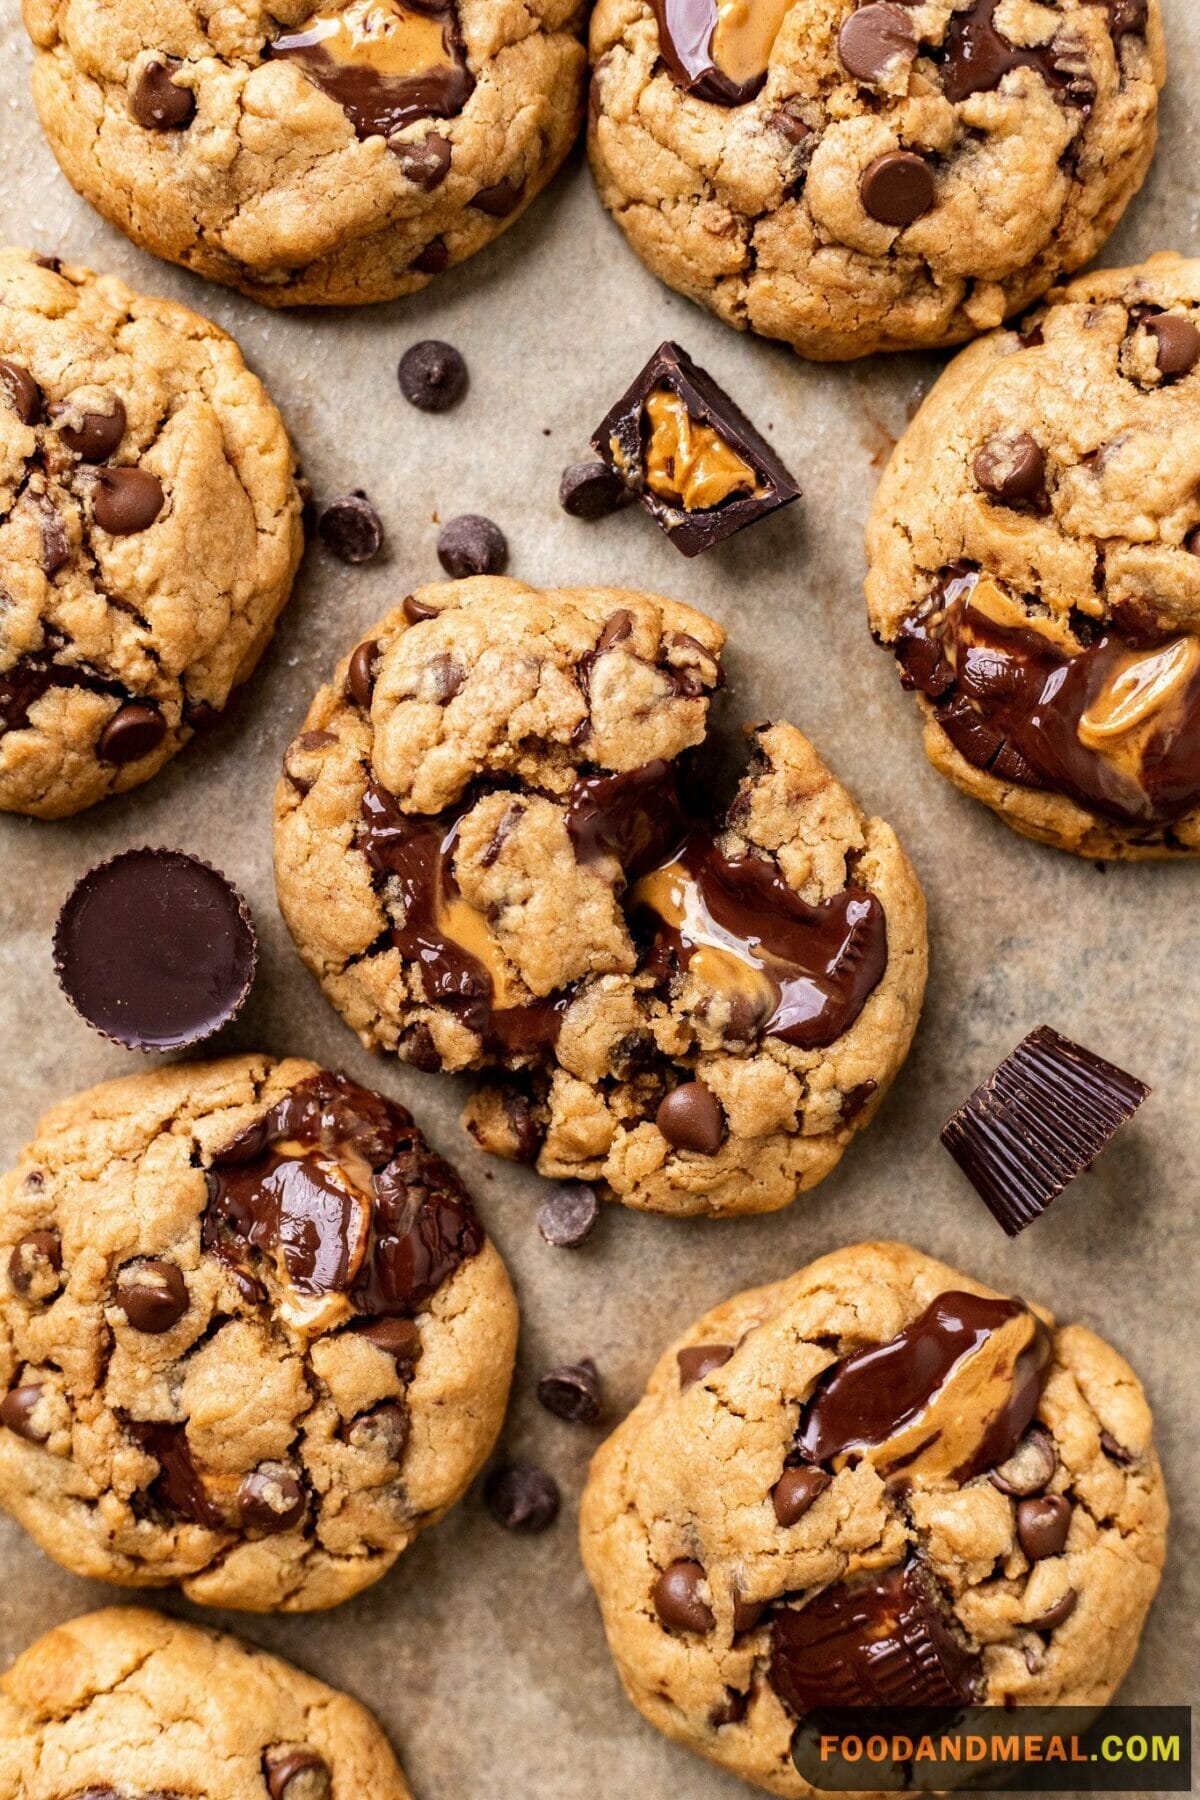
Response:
0,4,1196,1794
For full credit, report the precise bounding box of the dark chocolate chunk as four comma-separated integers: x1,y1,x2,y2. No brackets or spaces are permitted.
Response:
31,494,70,575
1144,313,1200,381
939,0,1080,104
1102,0,1148,35
772,1464,830,1526
392,130,452,189
558,459,630,519
537,1184,600,1247
412,235,450,275
238,1465,307,1534
650,0,789,105
591,340,800,557
53,849,257,1052
436,512,508,578
565,761,687,878
0,358,41,425
769,1558,981,1713
677,1343,734,1389
8,1230,63,1302
485,1463,561,1532
974,432,1047,505
319,491,383,563
0,1385,48,1442
270,3,474,141
860,149,935,226
941,1024,1150,1236
989,1425,1057,1496
353,1315,422,1365
838,3,917,84
653,1558,715,1633
346,638,381,707
130,58,196,129
469,176,525,217
91,466,164,535
53,396,127,462
346,1401,410,1461
115,1259,189,1333
96,701,167,765
399,339,468,412
537,1359,603,1424
1016,1493,1071,1561
656,1080,726,1153
1027,1585,1077,1632
265,1749,332,1800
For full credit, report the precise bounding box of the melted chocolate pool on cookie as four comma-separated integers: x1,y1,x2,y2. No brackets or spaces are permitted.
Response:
896,569,1200,828
651,0,793,105
271,0,474,141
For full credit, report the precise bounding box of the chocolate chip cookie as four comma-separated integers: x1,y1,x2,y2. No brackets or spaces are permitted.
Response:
0,1055,516,1611
273,577,927,1217
581,1241,1168,1796
867,252,1200,858
588,0,1165,360
0,1607,412,1797
24,2,588,306
0,249,303,818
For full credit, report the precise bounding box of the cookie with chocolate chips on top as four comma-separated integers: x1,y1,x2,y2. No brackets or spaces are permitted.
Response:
580,1241,1168,1796
273,576,926,1217
0,1055,516,1611
23,1,588,305
0,1607,413,1797
0,248,303,819
588,0,1165,360
867,252,1200,857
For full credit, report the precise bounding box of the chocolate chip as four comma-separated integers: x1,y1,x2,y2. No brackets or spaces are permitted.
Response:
130,58,196,129
238,1465,307,1534
0,358,41,425
1100,1429,1135,1465
838,3,917,83
710,1687,749,1728
91,466,164,534
1145,313,1200,381
53,396,126,462
347,1400,410,1462
1017,1494,1071,1561
653,1558,715,1633
413,236,450,276
990,1425,1058,1496
96,702,167,765
974,433,1047,505
0,1385,48,1442
265,1749,332,1800
861,149,935,225
537,1184,600,1247
656,1081,725,1154
1185,526,1200,557
345,638,381,707
537,1359,602,1424
392,131,452,190
399,339,468,412
8,1230,63,1301
470,176,524,217
677,1344,734,1390
403,592,440,624
318,491,383,564
1027,1585,1077,1632
485,1463,561,1532
354,1316,422,1366
33,494,69,574
772,1464,831,1527
559,460,630,520
115,1259,188,1332
437,513,508,578
733,1592,768,1634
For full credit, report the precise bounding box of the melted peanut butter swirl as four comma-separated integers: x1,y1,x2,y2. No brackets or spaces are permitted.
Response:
642,387,762,512
271,0,474,140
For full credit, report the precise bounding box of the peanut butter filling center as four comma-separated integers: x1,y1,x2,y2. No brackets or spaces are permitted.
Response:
283,0,452,76
634,856,777,1017
1079,635,1200,755
643,386,761,511
710,0,793,86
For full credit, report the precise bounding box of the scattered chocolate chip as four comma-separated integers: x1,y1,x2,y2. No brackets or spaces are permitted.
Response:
33,495,69,575
709,1687,749,1728
31,254,62,272
54,848,257,1051
989,1425,1057,1497
653,1558,715,1633
677,1344,734,1390
345,638,381,708
1106,0,1148,34
347,1401,410,1462
238,1465,307,1534
130,57,196,129
0,358,41,425
0,1385,48,1442
470,176,524,217
839,1079,879,1126
399,339,468,412
559,459,630,519
354,1316,422,1366
973,432,1047,505
733,1592,768,1635
183,694,222,733
265,1748,332,1800
485,1464,561,1533
1017,1494,1071,1561
115,1259,188,1333
537,1360,603,1424
941,1025,1150,1236
537,1184,600,1248
91,466,165,535
319,491,384,564
1027,1586,1077,1632
1144,313,1200,382
53,396,126,462
7,1230,62,1302
413,236,450,276
838,2,917,84
1185,526,1200,556
96,701,167,765
403,592,440,624
772,1464,831,1527
656,1081,726,1154
1100,1429,1135,1465
437,513,508,578
392,131,452,190
860,149,936,226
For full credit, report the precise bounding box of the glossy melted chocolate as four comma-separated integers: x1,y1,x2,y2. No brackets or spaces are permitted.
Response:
938,0,1084,105
271,0,474,140
651,0,793,105
897,570,1200,828
0,632,125,737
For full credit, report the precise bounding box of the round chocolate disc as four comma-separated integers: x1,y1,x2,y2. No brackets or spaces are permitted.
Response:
53,848,257,1051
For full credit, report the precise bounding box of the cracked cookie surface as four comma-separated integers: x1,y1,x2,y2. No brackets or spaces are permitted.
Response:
272,576,927,1217
588,0,1165,361
0,1606,412,1798
0,248,303,819
866,252,1200,858
23,1,588,307
0,1055,517,1613
580,1240,1168,1797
